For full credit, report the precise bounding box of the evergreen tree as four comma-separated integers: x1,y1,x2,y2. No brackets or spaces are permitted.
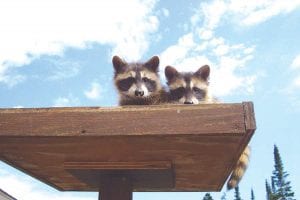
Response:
266,180,274,200
251,188,255,200
271,145,295,199
234,186,242,200
271,176,276,194
202,193,214,200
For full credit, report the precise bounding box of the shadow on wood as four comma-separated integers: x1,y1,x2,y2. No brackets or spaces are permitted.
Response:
0,102,256,199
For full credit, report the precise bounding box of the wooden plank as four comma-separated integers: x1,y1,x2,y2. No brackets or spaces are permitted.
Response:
65,161,174,190
240,102,256,157
0,104,245,137
243,101,256,133
0,103,256,192
64,161,174,191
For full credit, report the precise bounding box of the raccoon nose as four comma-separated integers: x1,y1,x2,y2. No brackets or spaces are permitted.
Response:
135,90,144,97
184,101,194,104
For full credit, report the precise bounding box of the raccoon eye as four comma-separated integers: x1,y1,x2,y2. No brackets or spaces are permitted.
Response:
193,87,206,99
177,87,185,92
192,87,203,93
142,77,151,82
171,87,185,99
117,77,135,91
142,77,157,92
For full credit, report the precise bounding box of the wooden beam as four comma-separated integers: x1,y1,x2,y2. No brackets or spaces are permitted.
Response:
0,103,246,137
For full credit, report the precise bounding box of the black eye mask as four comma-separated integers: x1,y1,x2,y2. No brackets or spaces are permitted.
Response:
192,87,206,100
143,77,157,92
117,77,136,91
170,87,185,100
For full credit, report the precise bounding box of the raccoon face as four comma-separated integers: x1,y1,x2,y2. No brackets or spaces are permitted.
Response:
165,65,210,104
112,56,161,98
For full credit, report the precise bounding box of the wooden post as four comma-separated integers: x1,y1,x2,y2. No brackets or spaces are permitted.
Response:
98,176,132,200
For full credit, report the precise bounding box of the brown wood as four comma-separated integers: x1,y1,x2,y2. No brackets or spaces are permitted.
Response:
0,102,256,194
65,161,174,190
98,176,132,200
243,101,256,133
0,104,246,137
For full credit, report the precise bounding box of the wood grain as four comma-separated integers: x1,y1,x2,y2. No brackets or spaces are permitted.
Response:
0,104,245,136
0,103,256,192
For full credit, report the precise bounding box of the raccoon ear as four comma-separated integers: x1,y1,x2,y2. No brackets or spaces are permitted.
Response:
144,56,160,72
112,56,127,73
194,65,210,81
165,66,179,82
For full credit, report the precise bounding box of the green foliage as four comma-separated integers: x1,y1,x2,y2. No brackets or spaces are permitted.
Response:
202,193,214,200
266,145,295,200
272,145,295,199
266,180,275,200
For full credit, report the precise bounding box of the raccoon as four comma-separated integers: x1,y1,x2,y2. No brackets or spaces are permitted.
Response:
164,65,250,190
112,55,168,105
165,65,215,104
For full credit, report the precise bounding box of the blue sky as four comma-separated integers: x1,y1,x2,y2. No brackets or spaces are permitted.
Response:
1,0,300,199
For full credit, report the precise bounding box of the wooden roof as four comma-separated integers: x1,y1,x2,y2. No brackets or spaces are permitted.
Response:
0,102,256,192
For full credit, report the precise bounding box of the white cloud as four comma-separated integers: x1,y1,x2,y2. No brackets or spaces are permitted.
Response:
211,55,257,96
0,0,159,85
161,0,300,97
0,173,96,200
162,8,170,17
213,44,230,56
237,0,300,26
47,60,81,81
283,54,300,108
288,54,300,90
198,29,213,40
159,33,197,68
244,47,255,55
84,82,102,100
53,95,80,107
193,0,300,32
0,74,26,87
160,32,256,96
293,77,300,87
200,0,228,30
291,54,300,70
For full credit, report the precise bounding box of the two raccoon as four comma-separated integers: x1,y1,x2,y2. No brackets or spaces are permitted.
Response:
112,55,250,190
113,55,213,105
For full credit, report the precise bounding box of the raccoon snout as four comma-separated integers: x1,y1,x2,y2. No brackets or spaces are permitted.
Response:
135,89,144,97
184,100,194,104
